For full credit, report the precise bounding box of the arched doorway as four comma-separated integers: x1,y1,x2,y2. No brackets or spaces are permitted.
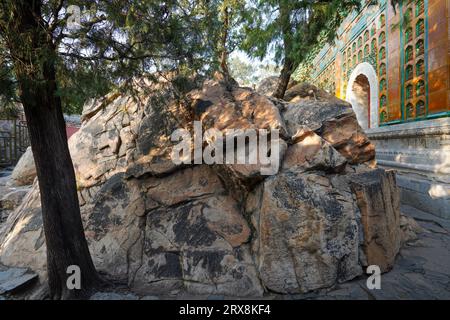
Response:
346,62,379,129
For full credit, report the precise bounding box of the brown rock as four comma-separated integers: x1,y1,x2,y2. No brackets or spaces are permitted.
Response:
9,148,36,186
283,92,375,165
247,170,362,294
0,77,402,298
349,169,401,272
283,128,347,173
400,215,423,245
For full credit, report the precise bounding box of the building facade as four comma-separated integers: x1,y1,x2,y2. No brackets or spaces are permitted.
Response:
298,0,450,218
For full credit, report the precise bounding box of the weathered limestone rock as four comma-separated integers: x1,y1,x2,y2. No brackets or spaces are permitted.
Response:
0,184,46,277
284,82,344,103
349,169,401,272
283,98,376,165
80,166,263,296
0,264,38,295
90,291,139,300
399,214,423,245
0,188,31,211
247,170,362,294
0,79,402,297
190,80,287,136
134,193,261,296
283,128,347,173
9,147,36,186
256,76,279,96
256,77,298,97
188,80,289,195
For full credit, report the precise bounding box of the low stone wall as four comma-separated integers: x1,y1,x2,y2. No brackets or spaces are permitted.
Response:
367,118,450,219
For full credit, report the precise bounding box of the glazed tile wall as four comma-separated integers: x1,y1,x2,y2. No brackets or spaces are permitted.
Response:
387,3,401,121
427,0,449,114
300,0,450,127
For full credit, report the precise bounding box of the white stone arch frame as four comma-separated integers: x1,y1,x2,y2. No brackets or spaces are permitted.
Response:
346,62,379,129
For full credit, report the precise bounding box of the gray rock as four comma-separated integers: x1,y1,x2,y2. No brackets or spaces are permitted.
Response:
1,188,30,211
349,169,401,272
247,170,362,294
0,76,402,298
284,82,344,103
256,76,279,96
0,264,38,295
140,295,160,300
0,168,13,178
207,295,225,300
9,147,36,186
283,93,375,165
90,292,139,300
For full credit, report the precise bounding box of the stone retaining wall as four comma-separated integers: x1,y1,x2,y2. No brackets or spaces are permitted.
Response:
367,118,450,219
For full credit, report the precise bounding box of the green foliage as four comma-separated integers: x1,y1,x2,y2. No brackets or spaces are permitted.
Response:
0,64,17,109
228,56,257,86
240,0,361,89
229,55,280,87
56,61,112,114
0,36,18,113
217,0,248,56
0,0,223,114
241,1,360,64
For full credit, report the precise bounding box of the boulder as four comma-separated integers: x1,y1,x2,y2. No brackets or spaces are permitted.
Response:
0,171,31,226
9,147,36,186
0,78,401,297
283,97,375,165
247,170,362,294
256,76,298,97
349,169,401,272
90,291,139,300
284,82,342,103
256,76,279,96
282,128,347,173
399,214,423,245
0,188,31,211
0,264,38,295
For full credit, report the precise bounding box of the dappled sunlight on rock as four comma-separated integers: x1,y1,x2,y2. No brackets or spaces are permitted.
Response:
0,79,402,298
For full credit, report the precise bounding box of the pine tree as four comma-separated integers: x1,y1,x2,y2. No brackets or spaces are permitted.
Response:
240,0,361,99
0,0,219,299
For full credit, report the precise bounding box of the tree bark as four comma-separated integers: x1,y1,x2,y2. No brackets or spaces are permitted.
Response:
6,0,102,299
220,4,230,76
272,0,296,100
272,57,295,99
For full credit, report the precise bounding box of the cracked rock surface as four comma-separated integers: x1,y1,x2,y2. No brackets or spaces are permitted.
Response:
306,205,450,300
0,77,404,298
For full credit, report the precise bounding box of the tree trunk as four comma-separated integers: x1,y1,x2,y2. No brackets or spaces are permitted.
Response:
273,0,295,100
7,0,102,300
220,4,230,76
273,57,295,99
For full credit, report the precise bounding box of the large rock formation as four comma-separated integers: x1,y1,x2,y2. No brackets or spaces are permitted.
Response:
0,76,401,297
9,147,36,187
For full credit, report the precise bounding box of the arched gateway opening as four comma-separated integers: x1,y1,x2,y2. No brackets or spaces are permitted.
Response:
352,74,370,129
346,62,379,129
